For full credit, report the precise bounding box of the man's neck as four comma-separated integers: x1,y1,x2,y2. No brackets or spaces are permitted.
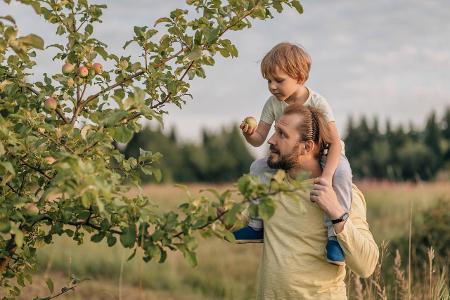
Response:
288,158,322,179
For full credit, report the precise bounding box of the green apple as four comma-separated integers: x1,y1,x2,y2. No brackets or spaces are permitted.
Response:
119,60,129,70
244,116,257,130
75,76,84,85
67,77,75,87
93,62,103,74
24,203,39,216
44,97,57,110
62,63,75,74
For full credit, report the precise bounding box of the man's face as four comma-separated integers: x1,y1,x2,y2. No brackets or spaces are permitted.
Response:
265,67,301,102
267,114,303,170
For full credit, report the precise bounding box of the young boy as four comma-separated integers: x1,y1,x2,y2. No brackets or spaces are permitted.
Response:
234,42,353,266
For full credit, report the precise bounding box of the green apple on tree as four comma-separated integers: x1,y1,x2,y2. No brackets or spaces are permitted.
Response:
93,62,103,74
62,62,74,74
44,97,57,110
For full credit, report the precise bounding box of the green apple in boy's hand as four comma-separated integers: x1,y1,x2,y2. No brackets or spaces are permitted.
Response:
240,116,257,135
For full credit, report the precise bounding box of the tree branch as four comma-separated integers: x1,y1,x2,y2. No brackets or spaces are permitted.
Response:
21,160,52,180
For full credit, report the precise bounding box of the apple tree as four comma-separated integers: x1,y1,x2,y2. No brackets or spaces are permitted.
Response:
0,0,304,298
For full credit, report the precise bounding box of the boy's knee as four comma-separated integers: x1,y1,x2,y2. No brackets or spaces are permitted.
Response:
250,158,269,176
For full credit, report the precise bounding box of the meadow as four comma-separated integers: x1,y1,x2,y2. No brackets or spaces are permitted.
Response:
16,181,450,300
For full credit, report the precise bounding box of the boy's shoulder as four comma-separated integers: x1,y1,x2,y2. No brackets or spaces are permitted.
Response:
307,87,328,104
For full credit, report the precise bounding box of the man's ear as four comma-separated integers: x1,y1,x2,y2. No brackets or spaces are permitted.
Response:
304,140,315,154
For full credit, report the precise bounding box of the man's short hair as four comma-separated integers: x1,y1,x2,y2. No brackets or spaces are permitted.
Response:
261,42,311,84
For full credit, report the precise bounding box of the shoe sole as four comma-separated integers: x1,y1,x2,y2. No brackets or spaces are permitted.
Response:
326,258,346,266
235,239,264,244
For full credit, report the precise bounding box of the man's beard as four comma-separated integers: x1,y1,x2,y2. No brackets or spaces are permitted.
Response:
267,144,300,170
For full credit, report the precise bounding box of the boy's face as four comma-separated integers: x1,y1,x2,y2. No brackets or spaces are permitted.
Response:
265,67,302,101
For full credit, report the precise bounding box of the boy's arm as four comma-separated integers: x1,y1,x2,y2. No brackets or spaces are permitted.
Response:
321,121,342,184
242,121,271,147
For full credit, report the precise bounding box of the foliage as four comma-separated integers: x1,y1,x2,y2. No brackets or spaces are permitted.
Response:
0,0,305,297
344,107,450,181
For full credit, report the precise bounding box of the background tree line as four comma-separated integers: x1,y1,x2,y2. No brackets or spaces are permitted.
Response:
123,107,450,183
345,106,450,181
123,124,254,183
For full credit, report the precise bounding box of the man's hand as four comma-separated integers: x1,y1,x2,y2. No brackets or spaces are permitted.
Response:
310,177,345,220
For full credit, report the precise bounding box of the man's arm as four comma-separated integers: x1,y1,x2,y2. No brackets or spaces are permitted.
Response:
334,185,379,278
311,178,379,278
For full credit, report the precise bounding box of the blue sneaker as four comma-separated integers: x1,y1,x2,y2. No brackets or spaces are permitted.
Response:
232,226,264,243
326,239,345,265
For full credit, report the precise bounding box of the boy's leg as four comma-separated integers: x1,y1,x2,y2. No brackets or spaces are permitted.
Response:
321,155,353,264
233,157,275,242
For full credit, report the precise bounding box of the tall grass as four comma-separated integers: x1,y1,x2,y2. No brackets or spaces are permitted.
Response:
13,181,450,300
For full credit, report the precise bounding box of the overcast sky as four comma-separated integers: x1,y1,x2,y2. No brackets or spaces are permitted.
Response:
2,0,450,157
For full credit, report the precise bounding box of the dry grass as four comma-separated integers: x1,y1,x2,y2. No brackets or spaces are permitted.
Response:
11,181,450,300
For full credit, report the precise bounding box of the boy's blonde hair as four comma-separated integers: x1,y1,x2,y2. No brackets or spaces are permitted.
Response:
261,42,311,83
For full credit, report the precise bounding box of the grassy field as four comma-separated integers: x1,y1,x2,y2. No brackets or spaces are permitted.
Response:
16,181,450,300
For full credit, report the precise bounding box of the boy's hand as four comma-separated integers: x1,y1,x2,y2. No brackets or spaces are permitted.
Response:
240,116,257,136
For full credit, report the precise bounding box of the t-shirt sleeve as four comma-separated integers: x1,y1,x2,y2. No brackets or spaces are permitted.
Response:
260,97,275,125
312,97,335,123
336,185,379,278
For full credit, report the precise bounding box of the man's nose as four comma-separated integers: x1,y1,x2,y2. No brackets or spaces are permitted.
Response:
268,133,276,145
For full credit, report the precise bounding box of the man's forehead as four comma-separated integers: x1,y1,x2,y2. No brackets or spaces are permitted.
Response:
275,114,301,130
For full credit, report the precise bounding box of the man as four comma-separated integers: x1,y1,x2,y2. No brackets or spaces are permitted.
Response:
237,104,379,299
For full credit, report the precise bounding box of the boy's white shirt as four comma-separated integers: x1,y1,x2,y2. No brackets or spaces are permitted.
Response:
260,86,335,124
259,87,345,154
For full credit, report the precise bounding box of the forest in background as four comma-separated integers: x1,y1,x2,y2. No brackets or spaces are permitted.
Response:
123,107,450,182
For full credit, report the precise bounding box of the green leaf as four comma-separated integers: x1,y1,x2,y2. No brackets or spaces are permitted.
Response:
0,141,5,156
127,248,137,261
0,15,16,25
85,24,93,35
153,168,162,182
258,198,276,220
154,17,171,26
95,46,108,60
223,230,236,243
18,34,44,50
0,161,15,176
291,0,304,14
91,232,105,243
113,125,134,144
159,249,167,263
120,226,136,248
186,47,202,61
46,278,54,294
107,234,117,247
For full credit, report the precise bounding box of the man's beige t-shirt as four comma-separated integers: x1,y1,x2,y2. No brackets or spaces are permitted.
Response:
255,182,379,300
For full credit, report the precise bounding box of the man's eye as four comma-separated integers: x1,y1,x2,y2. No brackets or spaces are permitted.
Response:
276,79,284,83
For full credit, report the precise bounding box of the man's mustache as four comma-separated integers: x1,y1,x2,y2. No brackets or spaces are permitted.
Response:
269,145,280,154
